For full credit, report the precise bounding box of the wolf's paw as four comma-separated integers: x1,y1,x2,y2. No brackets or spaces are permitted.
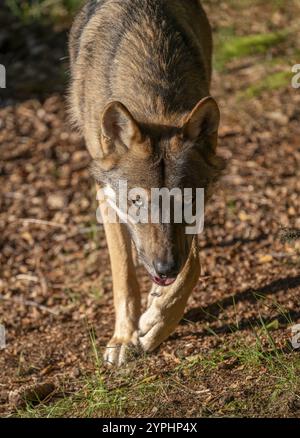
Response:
138,300,182,352
103,333,141,367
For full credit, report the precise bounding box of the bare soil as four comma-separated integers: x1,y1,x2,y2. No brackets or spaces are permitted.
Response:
1,1,300,417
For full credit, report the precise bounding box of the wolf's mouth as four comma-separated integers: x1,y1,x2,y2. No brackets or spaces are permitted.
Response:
151,276,176,287
141,258,177,287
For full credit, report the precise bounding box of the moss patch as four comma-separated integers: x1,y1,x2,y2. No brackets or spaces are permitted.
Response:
215,32,289,70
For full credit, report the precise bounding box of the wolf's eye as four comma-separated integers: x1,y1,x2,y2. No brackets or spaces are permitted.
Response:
132,195,144,208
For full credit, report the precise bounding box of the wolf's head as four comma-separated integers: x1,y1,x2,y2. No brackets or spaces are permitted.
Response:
92,97,225,286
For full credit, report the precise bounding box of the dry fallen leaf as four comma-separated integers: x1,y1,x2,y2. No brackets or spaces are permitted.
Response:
258,254,273,264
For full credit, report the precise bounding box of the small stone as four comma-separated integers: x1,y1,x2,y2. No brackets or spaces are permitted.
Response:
47,194,65,210
266,111,289,126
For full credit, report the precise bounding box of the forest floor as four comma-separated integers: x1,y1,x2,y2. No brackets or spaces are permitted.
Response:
1,0,300,417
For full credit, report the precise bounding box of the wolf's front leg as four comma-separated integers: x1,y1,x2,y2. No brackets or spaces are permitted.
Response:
99,201,141,366
138,238,200,352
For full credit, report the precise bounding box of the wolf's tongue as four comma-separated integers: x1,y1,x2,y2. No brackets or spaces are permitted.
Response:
152,276,176,287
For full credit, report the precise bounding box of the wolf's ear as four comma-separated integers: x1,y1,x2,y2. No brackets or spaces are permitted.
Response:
183,96,220,146
101,101,142,153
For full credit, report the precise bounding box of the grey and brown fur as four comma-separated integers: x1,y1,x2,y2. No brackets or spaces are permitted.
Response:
69,0,225,366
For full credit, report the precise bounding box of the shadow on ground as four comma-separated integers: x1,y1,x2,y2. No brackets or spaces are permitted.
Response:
0,6,69,104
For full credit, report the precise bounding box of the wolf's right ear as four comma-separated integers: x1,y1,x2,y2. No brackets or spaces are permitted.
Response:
99,102,151,170
101,101,142,154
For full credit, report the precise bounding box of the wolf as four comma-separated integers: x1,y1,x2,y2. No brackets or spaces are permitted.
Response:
69,0,225,366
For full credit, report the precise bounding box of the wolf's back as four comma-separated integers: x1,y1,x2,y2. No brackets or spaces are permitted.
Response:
68,0,212,157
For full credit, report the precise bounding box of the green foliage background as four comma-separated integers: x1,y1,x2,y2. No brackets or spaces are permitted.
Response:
5,0,84,24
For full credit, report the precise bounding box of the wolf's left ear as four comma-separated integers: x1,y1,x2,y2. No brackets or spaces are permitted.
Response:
183,96,220,148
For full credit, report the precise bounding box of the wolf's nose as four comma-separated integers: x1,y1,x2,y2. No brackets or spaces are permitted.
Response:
154,259,179,279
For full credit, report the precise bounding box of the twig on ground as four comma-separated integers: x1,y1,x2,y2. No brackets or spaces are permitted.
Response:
17,218,68,230
15,274,39,283
0,295,59,316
